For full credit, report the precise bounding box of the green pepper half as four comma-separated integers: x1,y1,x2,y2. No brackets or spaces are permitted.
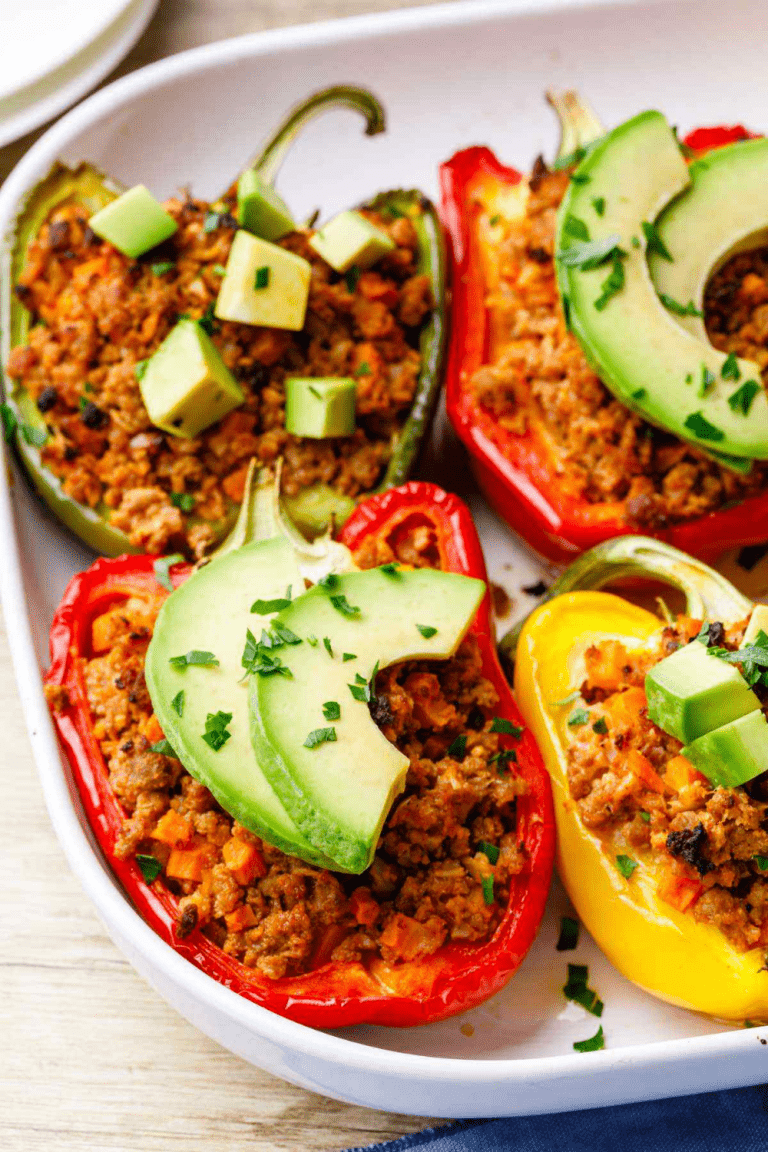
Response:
2,86,446,556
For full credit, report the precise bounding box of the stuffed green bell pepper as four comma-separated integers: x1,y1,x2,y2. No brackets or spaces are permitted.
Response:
2,86,446,558
503,535,768,1021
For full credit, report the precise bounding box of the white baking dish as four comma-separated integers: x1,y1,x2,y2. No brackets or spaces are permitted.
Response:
2,0,768,1117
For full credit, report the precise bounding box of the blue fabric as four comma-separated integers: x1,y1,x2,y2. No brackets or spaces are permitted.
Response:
345,1085,768,1152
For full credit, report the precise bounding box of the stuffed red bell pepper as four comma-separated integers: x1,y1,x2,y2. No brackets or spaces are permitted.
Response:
440,92,768,563
44,475,554,1028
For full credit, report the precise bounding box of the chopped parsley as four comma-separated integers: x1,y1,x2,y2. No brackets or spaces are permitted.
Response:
556,916,580,951
344,264,361,292
380,563,400,577
631,388,647,401
592,196,606,217
170,492,195,512
304,726,337,749
641,220,673,261
154,553,184,592
683,410,725,442
728,379,761,416
323,636,334,658
488,213,501,226
251,595,292,614
198,302,216,336
354,362,372,377
134,358,149,381
563,963,603,1016
308,385,322,400
136,854,163,884
329,593,361,618
490,717,524,737
481,875,495,905
615,854,638,879
416,624,438,638
213,264,227,276
570,172,591,185
169,649,219,668
151,261,175,276
317,573,339,590
754,856,768,871
447,734,467,759
707,630,768,687
241,630,292,677
342,652,357,662
322,701,341,721
594,252,626,311
171,690,185,717
202,711,232,751
490,748,517,772
631,235,641,249
698,365,716,397
479,841,500,865
556,233,623,270
0,403,17,442
722,352,740,381
307,635,319,647
254,266,270,290
592,717,608,735
567,708,590,728
639,810,651,823
562,214,590,242
348,664,378,704
658,293,703,317
574,1025,605,1053
552,146,588,170
150,738,177,757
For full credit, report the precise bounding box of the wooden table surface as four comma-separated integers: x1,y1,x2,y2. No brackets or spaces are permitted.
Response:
0,2,443,1148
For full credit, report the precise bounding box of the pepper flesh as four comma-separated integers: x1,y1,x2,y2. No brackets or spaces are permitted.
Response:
439,122,768,563
3,87,446,557
510,534,768,1019
45,481,554,1028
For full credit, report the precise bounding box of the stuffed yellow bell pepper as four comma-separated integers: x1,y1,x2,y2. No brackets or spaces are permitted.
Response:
502,535,768,1021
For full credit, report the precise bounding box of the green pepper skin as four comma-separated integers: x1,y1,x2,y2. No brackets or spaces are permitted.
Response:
2,88,447,556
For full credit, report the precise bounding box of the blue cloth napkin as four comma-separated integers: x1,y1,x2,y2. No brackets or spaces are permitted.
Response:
346,1084,768,1151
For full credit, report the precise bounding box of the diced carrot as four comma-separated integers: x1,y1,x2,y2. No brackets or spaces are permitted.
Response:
379,912,444,963
584,640,630,691
225,905,258,933
165,847,211,883
91,607,125,653
221,837,267,886
72,257,109,290
676,617,704,643
222,465,250,503
350,887,380,928
665,755,709,792
152,809,193,848
626,749,667,795
659,873,703,913
605,686,647,729
144,714,164,745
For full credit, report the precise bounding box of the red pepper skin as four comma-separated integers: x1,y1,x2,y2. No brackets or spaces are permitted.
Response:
46,482,554,1029
440,130,768,564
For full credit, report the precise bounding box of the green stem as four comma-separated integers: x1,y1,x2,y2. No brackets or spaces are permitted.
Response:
248,86,386,186
499,535,753,668
546,90,604,161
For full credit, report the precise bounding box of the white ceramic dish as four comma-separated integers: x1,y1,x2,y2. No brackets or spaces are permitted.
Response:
0,0,158,148
2,0,768,1118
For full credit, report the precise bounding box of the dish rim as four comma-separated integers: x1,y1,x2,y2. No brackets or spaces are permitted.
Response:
1,0,765,1094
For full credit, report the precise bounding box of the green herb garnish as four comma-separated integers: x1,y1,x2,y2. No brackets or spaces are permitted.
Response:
416,624,438,638
683,410,725,442
722,352,740,381
570,172,591,185
556,916,580,951
0,403,17,441
479,841,500,865
380,563,400,576
489,213,501,226
213,264,227,276
323,636,334,658
567,708,590,728
168,649,219,669
631,388,647,401
322,701,341,721
481,875,495,905
574,1026,605,1053
490,717,524,737
658,293,703,317
134,358,148,381
639,810,651,823
304,726,337,749
563,214,590,242
615,854,638,879
151,261,175,276
171,690,184,717
307,635,319,647
254,266,270,290
342,652,356,662
344,264,361,292
592,717,608,735
251,596,292,614
202,711,232,751
556,234,623,269
317,573,339,590
355,362,372,377
170,492,195,512
699,365,716,397
197,302,216,336
136,854,163,884
754,856,768,871
154,553,184,592
447,734,467,759
329,593,361,618
641,220,673,261
592,197,606,217
563,963,603,1016
728,379,761,416
241,630,292,677
150,739,177,757
594,252,626,310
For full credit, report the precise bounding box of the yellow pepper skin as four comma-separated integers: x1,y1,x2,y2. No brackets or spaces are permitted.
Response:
513,551,768,1021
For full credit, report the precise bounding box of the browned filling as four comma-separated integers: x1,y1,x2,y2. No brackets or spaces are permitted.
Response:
7,196,432,558
470,162,768,528
566,617,768,952
61,529,525,980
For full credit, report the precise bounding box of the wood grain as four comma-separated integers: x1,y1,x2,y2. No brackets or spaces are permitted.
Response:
0,2,443,1148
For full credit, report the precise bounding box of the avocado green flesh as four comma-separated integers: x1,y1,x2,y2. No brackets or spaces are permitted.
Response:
645,639,759,744
651,139,768,343
683,708,768,788
284,377,357,439
144,536,336,866
251,568,486,873
558,111,768,459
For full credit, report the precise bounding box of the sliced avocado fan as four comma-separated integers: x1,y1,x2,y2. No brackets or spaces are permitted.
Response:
556,111,768,460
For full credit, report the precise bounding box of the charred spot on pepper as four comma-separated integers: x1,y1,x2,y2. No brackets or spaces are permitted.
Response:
666,823,715,875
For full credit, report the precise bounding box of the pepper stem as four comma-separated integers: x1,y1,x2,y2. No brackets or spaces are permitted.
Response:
499,535,753,667
247,85,386,186
546,90,604,161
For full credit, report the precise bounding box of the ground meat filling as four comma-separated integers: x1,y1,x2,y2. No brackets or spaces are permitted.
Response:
566,616,768,953
7,196,431,558
78,539,525,980
472,161,768,528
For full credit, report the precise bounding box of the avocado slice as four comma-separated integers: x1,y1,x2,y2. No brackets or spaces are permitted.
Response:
285,377,357,438
557,112,768,459
89,184,178,258
236,170,295,241
645,639,759,744
742,604,768,648
250,567,486,873
308,210,394,273
651,139,768,344
683,708,768,788
215,230,311,330
144,536,336,867
139,319,244,438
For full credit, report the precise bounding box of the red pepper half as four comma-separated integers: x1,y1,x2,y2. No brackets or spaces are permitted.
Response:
440,124,768,564
45,481,554,1028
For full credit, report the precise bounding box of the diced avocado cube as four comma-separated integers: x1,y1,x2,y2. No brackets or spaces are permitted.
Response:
308,210,395,273
683,709,768,788
285,377,357,439
139,319,244,439
89,185,178,258
214,231,311,330
237,170,295,241
741,605,768,648
645,640,759,744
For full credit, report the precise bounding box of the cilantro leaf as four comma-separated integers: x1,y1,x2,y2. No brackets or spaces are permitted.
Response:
642,220,673,261
567,708,590,728
727,379,761,416
169,649,219,668
323,636,334,658
563,963,603,1016
594,252,626,310
481,875,495,905
615,854,638,879
562,214,590,242
342,652,357,662
150,738,177,758
170,492,195,512
380,563,400,576
722,352,740,381
447,734,467,759
556,916,580,951
329,593,361,618
136,854,163,884
683,411,725,442
254,266,270,290
698,364,716,397
202,711,232,751
592,196,606,217
592,717,608,735
154,554,184,591
344,264,361,292
479,841,500,865
171,690,184,717
490,717,524,737
151,261,175,276
658,293,703,317
416,624,438,638
304,726,337,749
556,234,623,270
251,596,292,614
574,1025,605,1053
322,701,341,721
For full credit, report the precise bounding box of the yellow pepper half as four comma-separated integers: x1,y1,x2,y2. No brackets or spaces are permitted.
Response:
504,535,768,1020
